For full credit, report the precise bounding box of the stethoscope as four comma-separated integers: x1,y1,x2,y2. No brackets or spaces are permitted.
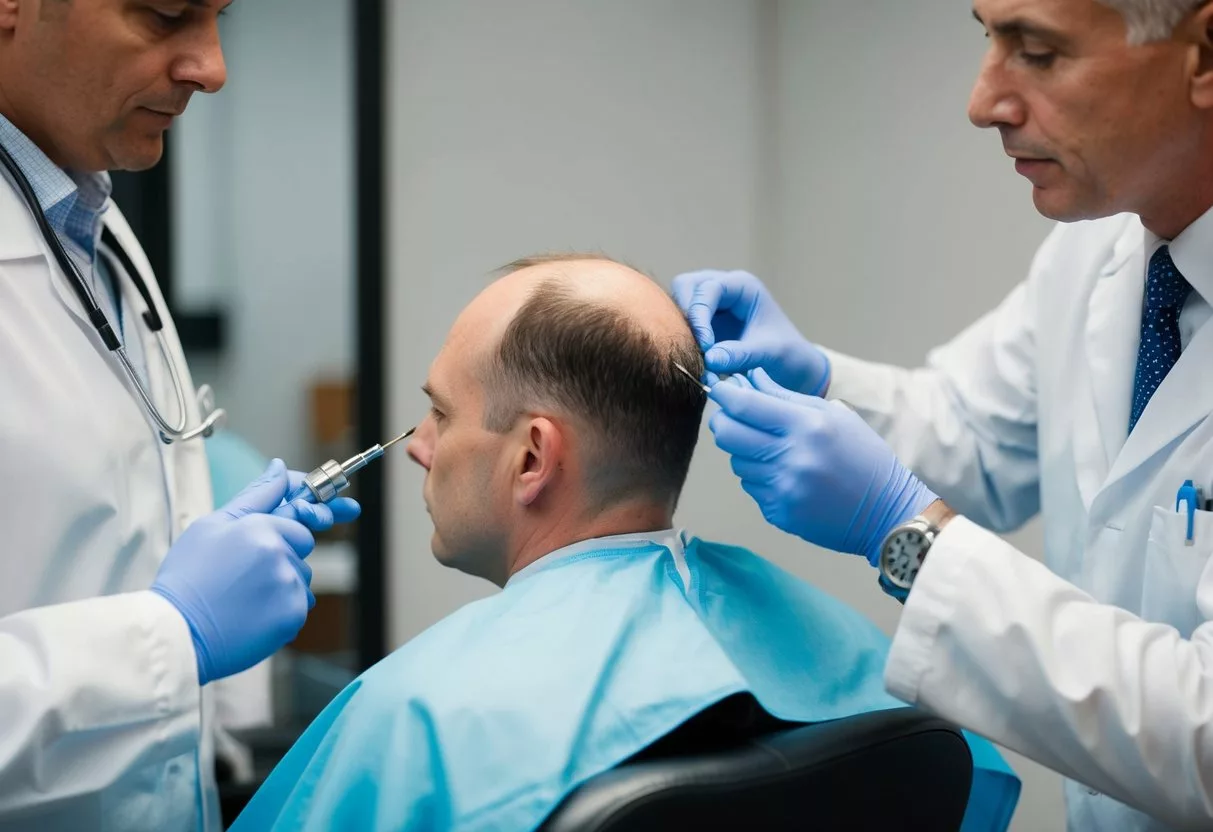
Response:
0,140,225,444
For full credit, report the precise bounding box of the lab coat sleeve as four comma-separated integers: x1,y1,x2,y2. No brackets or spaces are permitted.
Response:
210,660,272,730
885,516,1213,829
821,231,1056,532
208,661,273,786
0,590,201,815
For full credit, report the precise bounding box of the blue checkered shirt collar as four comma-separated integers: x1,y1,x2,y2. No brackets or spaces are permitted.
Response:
0,112,112,261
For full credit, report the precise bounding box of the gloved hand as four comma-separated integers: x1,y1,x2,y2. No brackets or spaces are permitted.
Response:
152,459,360,686
672,269,830,395
707,370,937,565
277,469,362,530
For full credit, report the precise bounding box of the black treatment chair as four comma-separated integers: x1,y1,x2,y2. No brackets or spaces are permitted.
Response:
539,694,975,832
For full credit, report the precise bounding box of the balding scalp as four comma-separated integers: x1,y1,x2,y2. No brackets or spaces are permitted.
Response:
480,257,706,509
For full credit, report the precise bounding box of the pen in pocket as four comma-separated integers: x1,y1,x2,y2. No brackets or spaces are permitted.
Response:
1176,479,1203,546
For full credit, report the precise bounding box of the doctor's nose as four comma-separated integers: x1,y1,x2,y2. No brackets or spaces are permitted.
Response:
968,52,1026,130
407,417,435,471
170,20,228,94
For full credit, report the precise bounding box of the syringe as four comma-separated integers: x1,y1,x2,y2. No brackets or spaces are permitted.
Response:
289,427,415,503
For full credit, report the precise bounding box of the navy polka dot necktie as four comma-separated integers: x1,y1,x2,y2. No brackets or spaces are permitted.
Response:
1129,245,1192,434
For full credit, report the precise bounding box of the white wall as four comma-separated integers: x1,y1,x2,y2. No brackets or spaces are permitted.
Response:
173,0,354,466
385,0,767,636
384,2,1061,828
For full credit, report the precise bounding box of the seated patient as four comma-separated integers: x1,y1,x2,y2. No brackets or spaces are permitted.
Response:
233,255,1020,831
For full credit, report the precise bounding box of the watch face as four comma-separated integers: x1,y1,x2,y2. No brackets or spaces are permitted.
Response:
881,527,927,589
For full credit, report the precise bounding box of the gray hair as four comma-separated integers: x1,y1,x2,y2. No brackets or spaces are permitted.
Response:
1099,0,1208,44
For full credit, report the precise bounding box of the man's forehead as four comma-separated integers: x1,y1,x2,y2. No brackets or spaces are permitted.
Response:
973,0,1090,27
428,323,491,399
446,297,509,359
973,0,1127,46
421,351,460,411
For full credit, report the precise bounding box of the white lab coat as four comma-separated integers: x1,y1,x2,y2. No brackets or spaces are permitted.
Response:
825,211,1213,831
0,175,266,830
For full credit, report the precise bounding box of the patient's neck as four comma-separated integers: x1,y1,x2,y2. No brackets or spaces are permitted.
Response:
505,498,674,582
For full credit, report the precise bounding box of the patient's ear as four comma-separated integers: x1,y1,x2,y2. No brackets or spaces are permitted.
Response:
515,416,563,507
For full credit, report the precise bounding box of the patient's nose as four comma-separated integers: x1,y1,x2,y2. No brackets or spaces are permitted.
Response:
407,416,435,470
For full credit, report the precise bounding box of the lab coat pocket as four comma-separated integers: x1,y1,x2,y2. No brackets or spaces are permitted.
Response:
1141,505,1213,638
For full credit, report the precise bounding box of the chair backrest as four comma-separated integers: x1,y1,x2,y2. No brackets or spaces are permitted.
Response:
539,701,974,832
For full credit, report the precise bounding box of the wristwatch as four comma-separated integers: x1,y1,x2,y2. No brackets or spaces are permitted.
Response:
877,515,941,602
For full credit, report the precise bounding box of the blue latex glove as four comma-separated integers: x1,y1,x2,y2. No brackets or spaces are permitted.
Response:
672,269,830,395
152,459,360,686
708,370,937,565
278,469,362,530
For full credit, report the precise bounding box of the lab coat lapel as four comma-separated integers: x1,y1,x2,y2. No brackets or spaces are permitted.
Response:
1103,314,1213,489
0,176,89,328
1075,223,1144,507
103,207,208,527
0,177,143,414
0,175,43,260
103,208,174,417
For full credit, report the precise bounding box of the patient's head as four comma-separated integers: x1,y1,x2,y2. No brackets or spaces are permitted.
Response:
407,254,706,586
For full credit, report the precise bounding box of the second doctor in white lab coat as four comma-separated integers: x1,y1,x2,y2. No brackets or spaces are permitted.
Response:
0,1,358,829
0,174,249,831
677,0,1213,829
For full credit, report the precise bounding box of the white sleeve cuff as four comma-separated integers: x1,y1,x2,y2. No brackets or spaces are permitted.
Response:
1,590,200,728
137,590,201,721
0,589,202,812
884,515,983,705
819,348,900,413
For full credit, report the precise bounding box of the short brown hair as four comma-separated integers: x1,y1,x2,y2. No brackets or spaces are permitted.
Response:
482,254,706,509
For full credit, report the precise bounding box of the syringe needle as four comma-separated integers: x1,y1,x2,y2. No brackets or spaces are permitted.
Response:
381,426,416,451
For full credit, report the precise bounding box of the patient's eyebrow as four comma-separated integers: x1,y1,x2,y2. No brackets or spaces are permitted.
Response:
421,383,452,411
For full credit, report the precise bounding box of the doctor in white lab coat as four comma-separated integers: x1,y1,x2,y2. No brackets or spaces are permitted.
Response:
677,0,1213,830
0,1,357,830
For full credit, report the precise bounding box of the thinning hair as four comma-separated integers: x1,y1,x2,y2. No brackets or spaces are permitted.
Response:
480,253,706,510
1100,0,1208,43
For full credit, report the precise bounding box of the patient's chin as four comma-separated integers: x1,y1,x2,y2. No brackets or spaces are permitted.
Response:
429,533,466,572
430,540,498,584
430,530,449,563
